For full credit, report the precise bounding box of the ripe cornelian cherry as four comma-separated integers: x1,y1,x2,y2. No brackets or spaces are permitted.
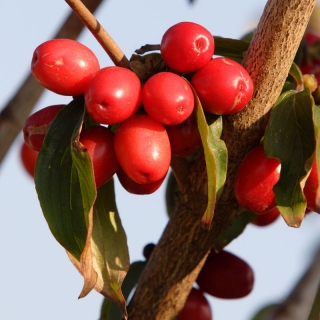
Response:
23,105,65,151
114,114,171,184
85,66,142,125
177,288,212,320
251,207,281,227
20,142,38,178
161,22,214,73
31,39,100,96
196,250,254,299
165,113,202,157
80,126,119,189
191,57,253,115
234,145,281,215
304,159,320,213
117,167,165,195
142,72,194,125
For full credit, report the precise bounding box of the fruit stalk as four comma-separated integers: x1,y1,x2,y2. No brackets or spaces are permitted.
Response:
127,0,316,319
65,0,130,68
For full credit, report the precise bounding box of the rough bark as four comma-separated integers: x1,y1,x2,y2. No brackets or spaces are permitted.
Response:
127,0,316,319
0,0,103,165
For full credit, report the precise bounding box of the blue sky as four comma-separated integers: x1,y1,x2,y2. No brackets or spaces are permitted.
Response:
1,0,320,319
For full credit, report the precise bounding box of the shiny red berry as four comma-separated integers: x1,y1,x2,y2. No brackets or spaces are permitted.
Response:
31,39,100,96
161,22,214,73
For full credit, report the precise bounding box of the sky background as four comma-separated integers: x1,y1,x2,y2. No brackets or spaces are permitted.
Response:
1,0,320,319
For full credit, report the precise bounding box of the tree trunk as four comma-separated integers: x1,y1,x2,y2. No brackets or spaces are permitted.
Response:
127,0,316,319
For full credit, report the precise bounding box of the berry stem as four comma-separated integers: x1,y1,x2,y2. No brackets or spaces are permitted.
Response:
170,154,190,193
65,0,130,68
135,44,161,55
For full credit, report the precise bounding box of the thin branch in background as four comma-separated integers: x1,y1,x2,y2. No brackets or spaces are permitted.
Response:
0,0,103,166
65,0,130,68
270,243,320,320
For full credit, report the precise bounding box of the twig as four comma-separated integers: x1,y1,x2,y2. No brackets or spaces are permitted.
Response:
0,0,103,166
271,244,320,320
65,0,130,68
135,44,161,55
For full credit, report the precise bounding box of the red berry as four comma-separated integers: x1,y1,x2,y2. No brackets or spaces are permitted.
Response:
196,250,254,299
177,288,212,320
191,57,254,115
20,142,38,178
114,114,171,184
161,22,214,73
85,66,142,125
117,167,165,195
234,145,281,215
31,39,100,96
304,30,320,46
142,72,194,125
165,113,202,157
251,207,280,227
142,243,156,260
304,159,319,213
80,126,119,188
23,105,65,151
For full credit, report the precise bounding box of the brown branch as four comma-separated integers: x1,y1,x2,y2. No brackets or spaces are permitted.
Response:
127,0,316,319
271,243,320,320
65,0,130,68
0,0,103,166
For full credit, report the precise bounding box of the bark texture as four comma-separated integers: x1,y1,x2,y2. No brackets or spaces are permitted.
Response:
0,0,103,165
127,0,316,319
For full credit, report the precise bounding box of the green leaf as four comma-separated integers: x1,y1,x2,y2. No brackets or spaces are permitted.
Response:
313,104,320,212
35,97,96,260
288,61,303,86
250,304,279,320
187,80,228,228
213,36,249,61
264,89,316,227
281,81,296,95
99,261,146,320
90,178,130,319
215,211,256,250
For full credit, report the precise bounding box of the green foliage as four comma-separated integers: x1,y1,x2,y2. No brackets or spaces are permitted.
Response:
213,36,249,61
189,82,227,228
250,304,279,320
91,179,130,317
215,211,256,250
99,261,147,320
35,97,129,318
264,89,316,227
35,97,95,260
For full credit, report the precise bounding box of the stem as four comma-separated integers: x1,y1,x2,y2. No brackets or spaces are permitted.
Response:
170,154,191,193
65,0,130,68
135,44,161,55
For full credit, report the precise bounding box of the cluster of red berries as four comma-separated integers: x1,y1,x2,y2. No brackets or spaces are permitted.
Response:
21,21,254,194
142,243,254,320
